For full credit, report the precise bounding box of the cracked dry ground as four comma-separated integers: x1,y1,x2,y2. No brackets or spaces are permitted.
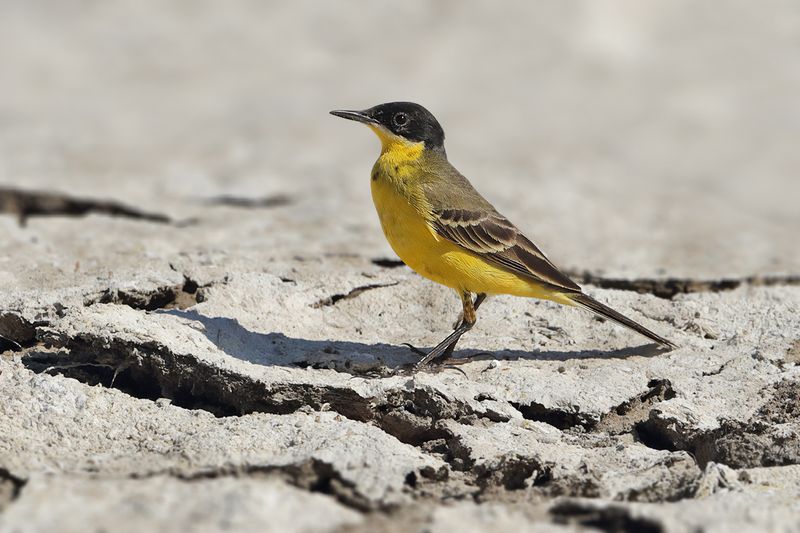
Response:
0,190,798,532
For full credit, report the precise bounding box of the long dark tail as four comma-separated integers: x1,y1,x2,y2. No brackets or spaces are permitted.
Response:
566,292,676,349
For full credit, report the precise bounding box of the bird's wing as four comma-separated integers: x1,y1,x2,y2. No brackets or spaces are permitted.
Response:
430,208,581,292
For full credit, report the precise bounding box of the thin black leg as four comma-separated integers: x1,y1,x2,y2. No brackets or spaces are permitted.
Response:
412,291,483,371
434,293,487,362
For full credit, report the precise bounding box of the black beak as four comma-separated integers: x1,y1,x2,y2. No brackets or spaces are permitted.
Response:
330,109,378,125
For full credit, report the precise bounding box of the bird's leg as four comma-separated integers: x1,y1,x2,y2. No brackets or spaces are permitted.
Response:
451,293,486,328
403,293,486,358
413,291,479,371
436,293,486,361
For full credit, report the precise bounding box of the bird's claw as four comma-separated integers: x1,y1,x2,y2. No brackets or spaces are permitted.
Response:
393,355,476,377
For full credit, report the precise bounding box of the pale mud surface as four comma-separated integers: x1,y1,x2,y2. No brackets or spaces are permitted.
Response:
1,2,799,532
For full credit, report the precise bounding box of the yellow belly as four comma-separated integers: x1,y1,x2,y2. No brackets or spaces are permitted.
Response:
371,175,560,301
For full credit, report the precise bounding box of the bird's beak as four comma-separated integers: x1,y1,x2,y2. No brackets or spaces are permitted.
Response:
329,109,379,125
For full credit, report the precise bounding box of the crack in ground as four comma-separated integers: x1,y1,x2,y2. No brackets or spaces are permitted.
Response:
0,468,26,512
0,313,44,353
312,282,399,308
566,270,800,299
23,335,375,420
438,423,700,505
510,401,595,431
162,458,378,513
1,460,388,515
634,380,800,468
17,315,526,505
0,187,173,227
701,358,737,377
508,380,675,433
16,334,506,506
203,194,292,209
8,283,503,443
370,258,406,269
2,277,210,351
598,379,676,436
22,336,502,442
373,387,512,447
0,332,23,352
83,277,206,311
443,430,554,493
550,500,664,533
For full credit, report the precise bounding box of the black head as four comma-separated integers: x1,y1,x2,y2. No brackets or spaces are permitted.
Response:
330,102,445,149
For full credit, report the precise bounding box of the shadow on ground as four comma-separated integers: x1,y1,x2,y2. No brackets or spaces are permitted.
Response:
162,309,665,372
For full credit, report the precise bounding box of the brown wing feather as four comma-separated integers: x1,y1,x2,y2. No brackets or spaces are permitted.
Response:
432,209,580,293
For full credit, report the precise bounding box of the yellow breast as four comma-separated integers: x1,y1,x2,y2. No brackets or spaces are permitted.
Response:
371,171,454,286
366,127,559,301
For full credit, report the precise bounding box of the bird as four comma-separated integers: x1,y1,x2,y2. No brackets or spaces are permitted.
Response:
330,102,675,371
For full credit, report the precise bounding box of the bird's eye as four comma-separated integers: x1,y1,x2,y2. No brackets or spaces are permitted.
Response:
393,112,409,127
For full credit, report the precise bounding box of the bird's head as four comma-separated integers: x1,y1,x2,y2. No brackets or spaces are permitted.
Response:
330,102,445,151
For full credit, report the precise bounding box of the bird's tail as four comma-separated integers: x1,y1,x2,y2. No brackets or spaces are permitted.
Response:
564,292,676,349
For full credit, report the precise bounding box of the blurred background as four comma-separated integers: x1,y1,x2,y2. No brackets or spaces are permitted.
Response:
0,0,798,280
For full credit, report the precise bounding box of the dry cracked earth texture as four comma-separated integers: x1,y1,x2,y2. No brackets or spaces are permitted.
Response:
1,2,800,532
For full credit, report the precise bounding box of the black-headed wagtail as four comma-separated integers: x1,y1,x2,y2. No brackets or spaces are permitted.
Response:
331,102,675,371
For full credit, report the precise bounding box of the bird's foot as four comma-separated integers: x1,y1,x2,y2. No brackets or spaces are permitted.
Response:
394,359,469,378
432,363,469,378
